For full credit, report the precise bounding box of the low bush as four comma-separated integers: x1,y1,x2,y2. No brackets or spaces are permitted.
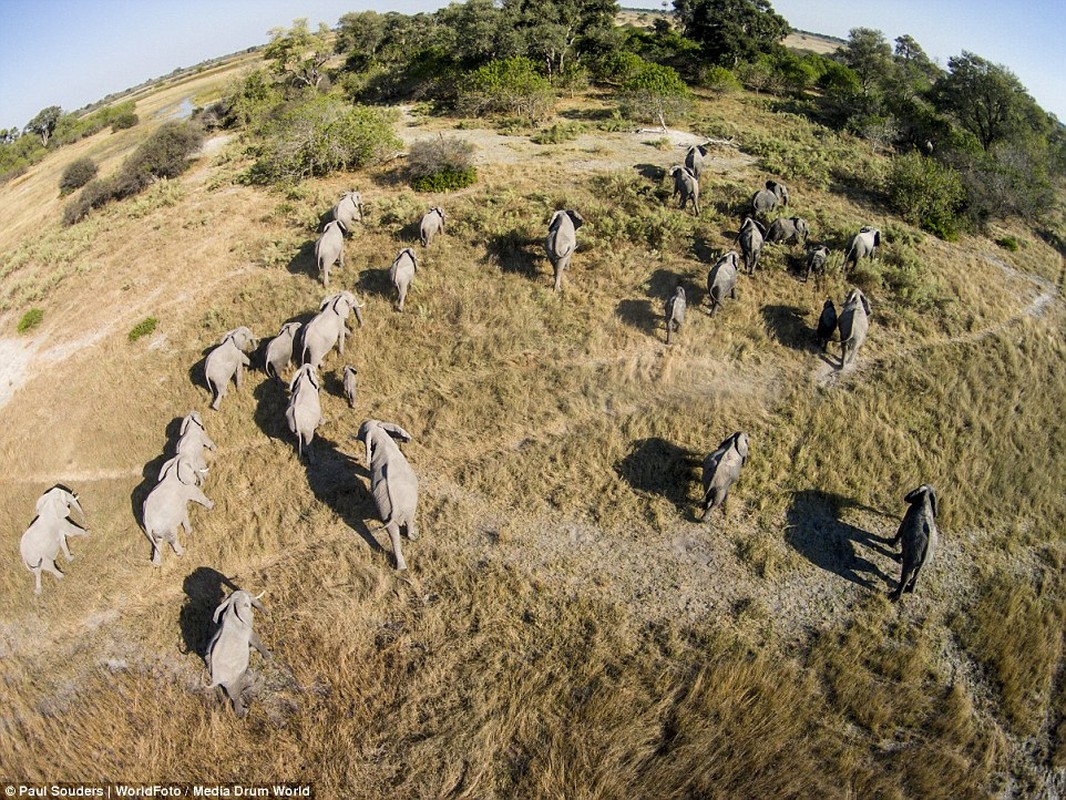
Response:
457,57,556,127
885,152,965,239
17,308,43,333
128,316,158,342
110,109,139,131
59,158,98,194
996,236,1020,251
531,123,587,145
408,136,477,192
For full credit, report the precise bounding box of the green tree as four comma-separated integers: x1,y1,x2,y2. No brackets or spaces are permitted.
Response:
458,57,556,125
672,0,789,67
25,105,62,146
892,34,942,96
335,11,388,72
501,0,620,83
264,19,332,89
841,27,892,98
618,61,691,127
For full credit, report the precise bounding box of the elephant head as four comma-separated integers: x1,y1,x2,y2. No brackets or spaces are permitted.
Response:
221,326,256,351
35,485,83,520
905,484,937,519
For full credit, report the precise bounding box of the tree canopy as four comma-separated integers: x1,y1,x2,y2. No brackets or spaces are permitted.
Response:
672,0,789,67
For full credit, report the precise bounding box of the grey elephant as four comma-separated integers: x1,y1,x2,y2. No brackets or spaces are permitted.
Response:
668,165,700,215
700,432,749,519
843,226,881,272
684,143,709,181
664,285,686,345
889,485,939,601
706,251,739,317
315,220,345,287
343,365,357,409
175,411,215,476
205,327,257,411
286,364,323,462
142,460,214,565
356,420,419,571
805,244,830,282
419,207,445,247
390,247,418,312
206,590,271,718
545,209,583,293
815,298,837,351
751,180,788,215
301,291,364,370
20,486,88,595
837,287,871,367
333,190,363,232
766,216,809,246
158,452,208,486
737,217,765,276
264,322,302,383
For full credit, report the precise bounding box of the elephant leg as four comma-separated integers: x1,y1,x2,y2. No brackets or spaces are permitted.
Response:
171,532,184,557
553,265,563,293
43,559,64,580
150,534,162,566
60,536,74,562
182,514,193,536
235,365,243,391
228,679,249,719
32,567,42,595
250,631,272,660
406,518,419,542
386,522,407,571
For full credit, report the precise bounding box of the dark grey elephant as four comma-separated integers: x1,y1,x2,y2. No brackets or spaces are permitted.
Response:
315,220,345,287
420,207,445,247
668,165,700,215
545,209,583,292
805,244,830,282
751,180,789,215
706,251,739,317
205,327,257,410
301,291,364,369
333,190,363,232
390,247,418,312
20,486,88,595
264,322,302,383
889,485,939,601
664,285,686,345
815,298,837,352
843,226,881,272
766,216,809,246
700,432,749,519
837,288,871,367
206,589,271,718
684,143,709,181
356,420,419,571
286,364,323,462
737,217,765,276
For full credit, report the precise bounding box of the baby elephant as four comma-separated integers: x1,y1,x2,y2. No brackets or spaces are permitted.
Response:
545,209,583,292
737,217,765,276
333,190,363,231
765,216,809,246
889,485,939,601
420,207,445,247
805,244,830,282
668,165,700,215
315,220,346,287
700,432,749,519
390,248,418,312
204,327,257,410
664,285,686,345
343,365,358,409
206,590,271,718
264,322,302,382
20,486,89,595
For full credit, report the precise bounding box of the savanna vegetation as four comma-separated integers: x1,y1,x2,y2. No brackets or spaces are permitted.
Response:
1,1,1064,797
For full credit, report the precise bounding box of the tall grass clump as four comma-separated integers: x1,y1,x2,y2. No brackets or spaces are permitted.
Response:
407,136,477,192
17,308,43,333
128,317,158,342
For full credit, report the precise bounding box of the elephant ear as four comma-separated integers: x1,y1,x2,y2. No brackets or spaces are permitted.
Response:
233,593,253,626
733,432,750,462
212,593,236,625
380,422,413,443
35,488,64,517
698,145,708,156
860,292,871,316
307,367,320,391
927,486,938,518
548,210,565,230
567,210,585,229
872,229,881,247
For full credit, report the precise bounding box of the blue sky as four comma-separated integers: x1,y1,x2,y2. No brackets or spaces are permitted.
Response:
0,0,1063,131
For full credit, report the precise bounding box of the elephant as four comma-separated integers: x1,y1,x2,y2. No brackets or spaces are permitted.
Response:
356,420,419,571
206,590,271,718
815,298,837,352
142,461,214,565
20,486,88,595
333,190,363,232
315,220,345,288
737,217,765,276
684,144,709,181
843,226,881,272
751,180,788,215
889,485,939,601
300,291,364,370
264,322,302,382
158,452,208,486
545,209,583,293
700,432,749,519
285,364,323,462
765,216,810,246
805,244,830,282
419,207,445,247
668,165,700,215
343,365,358,409
837,288,871,367
204,327,257,411
389,247,418,312
706,251,739,317
664,285,686,345
175,411,215,475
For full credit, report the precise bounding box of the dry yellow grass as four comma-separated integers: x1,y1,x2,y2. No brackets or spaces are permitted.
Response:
1,47,1064,798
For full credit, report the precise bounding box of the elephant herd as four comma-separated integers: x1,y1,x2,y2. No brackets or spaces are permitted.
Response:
17,158,934,716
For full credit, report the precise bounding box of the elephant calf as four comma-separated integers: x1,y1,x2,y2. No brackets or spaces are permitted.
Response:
837,288,871,368
706,251,739,317
315,220,346,288
390,248,418,312
175,410,215,476
206,590,271,718
264,322,302,382
545,209,583,293
737,217,765,276
815,298,837,352
357,420,419,571
889,485,939,601
286,364,323,461
420,207,445,247
333,190,363,232
700,432,749,519
343,365,358,409
205,327,257,411
664,285,686,345
844,226,881,272
751,179,788,216
668,165,700,215
20,486,88,595
805,244,830,282
765,216,809,247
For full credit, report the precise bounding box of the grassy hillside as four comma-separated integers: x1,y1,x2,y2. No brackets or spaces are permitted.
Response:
1,48,1064,798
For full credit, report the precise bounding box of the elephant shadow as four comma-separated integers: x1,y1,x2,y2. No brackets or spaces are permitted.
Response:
187,344,216,395
357,266,394,302
634,163,665,183
321,368,350,402
616,268,691,337
285,240,318,281
129,417,185,531
785,490,897,590
252,376,292,444
761,305,811,351
485,230,541,279
301,436,385,557
178,566,239,660
615,299,658,336
691,234,719,265
615,437,702,519
394,219,422,244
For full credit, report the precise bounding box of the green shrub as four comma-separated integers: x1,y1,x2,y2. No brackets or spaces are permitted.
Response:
617,62,691,126
996,236,1020,251
408,136,477,192
412,167,477,192
531,123,587,145
458,57,556,127
59,158,98,194
885,152,965,239
701,65,741,96
110,109,139,131
17,308,43,333
128,316,158,342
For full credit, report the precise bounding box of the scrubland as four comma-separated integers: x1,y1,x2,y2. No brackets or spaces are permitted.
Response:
0,54,1064,799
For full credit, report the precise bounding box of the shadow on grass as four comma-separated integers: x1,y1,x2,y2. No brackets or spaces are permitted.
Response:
615,438,702,519
761,304,811,351
286,240,318,282
301,436,385,559
179,566,239,659
485,230,542,280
